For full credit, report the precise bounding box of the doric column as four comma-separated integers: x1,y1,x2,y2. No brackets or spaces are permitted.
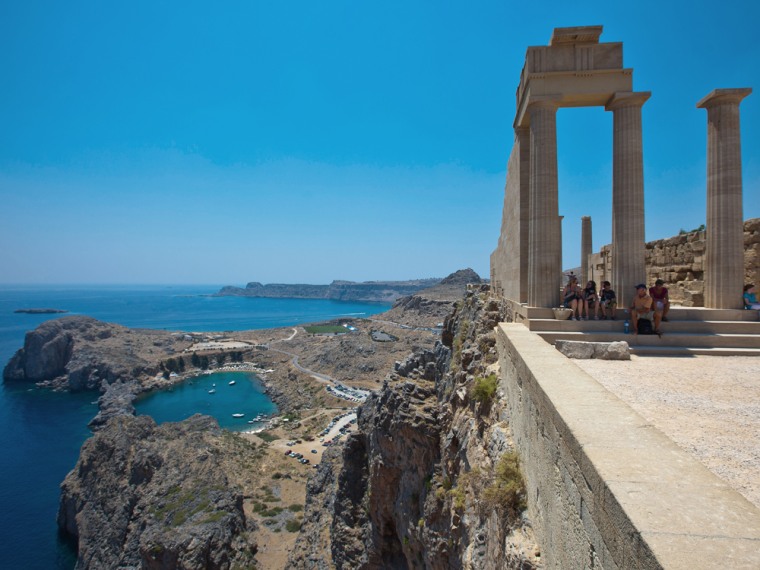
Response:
516,127,531,303
697,88,752,309
528,99,560,308
581,216,592,285
606,91,650,304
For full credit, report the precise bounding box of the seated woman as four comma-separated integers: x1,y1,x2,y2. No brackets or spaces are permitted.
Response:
581,280,600,320
599,281,617,320
562,277,582,320
743,284,760,309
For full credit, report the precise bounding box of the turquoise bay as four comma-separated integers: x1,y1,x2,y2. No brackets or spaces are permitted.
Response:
134,371,278,430
0,285,390,569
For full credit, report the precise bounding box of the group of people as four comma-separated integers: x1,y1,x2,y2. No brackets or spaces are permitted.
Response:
562,277,759,331
563,276,670,335
562,277,619,321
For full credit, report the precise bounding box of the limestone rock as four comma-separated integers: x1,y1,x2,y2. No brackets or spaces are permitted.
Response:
58,414,257,570
2,316,166,391
555,340,631,360
292,286,539,569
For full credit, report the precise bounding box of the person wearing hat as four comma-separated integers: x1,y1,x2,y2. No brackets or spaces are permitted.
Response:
649,279,670,322
631,283,660,334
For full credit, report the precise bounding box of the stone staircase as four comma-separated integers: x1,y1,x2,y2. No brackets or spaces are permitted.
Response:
517,306,760,356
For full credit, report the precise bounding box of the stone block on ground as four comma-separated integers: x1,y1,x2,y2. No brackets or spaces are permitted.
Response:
555,340,630,360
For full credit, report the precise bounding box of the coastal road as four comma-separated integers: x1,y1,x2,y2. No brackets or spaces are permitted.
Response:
266,327,336,385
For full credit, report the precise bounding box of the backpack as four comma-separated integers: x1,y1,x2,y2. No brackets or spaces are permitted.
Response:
637,318,654,335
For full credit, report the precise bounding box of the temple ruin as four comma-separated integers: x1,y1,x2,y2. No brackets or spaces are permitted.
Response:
491,26,751,310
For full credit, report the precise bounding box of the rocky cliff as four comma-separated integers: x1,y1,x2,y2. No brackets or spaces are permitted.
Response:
216,278,442,303
290,285,540,569
58,414,258,569
381,268,483,327
2,316,176,391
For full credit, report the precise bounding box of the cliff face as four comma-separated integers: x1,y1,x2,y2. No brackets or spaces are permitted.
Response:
290,285,540,569
216,278,442,303
58,414,258,570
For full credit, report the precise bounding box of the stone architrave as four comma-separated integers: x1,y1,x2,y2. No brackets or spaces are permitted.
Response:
606,91,650,302
697,88,752,309
528,100,560,308
581,216,592,285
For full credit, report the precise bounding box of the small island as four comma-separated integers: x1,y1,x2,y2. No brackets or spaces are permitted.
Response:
14,308,69,315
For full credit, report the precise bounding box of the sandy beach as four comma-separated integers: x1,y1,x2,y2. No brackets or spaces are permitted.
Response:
574,355,760,509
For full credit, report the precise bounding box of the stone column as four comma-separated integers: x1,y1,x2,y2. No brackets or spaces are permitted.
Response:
517,127,531,303
528,100,560,307
606,92,650,304
581,216,592,285
697,88,752,309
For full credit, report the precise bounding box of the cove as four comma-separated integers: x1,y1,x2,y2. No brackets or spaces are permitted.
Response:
134,371,278,430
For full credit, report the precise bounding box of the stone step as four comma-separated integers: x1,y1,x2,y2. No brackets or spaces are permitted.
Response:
536,331,760,349
527,318,760,334
629,346,760,357
526,306,759,322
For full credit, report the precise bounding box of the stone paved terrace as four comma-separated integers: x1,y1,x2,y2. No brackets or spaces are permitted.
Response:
574,355,760,509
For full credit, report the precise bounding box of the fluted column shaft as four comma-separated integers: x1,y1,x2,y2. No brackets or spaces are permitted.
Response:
528,101,560,308
581,216,592,285
607,92,650,303
516,127,531,303
698,88,752,309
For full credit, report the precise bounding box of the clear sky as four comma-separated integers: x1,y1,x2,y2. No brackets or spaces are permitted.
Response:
1,1,758,285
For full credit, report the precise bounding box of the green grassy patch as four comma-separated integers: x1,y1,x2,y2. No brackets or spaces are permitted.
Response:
471,374,498,405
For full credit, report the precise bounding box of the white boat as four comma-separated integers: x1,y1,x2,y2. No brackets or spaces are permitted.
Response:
229,380,236,385
208,389,216,394
232,413,244,418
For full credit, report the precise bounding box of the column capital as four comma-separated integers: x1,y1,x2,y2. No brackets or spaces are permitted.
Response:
605,91,651,111
697,88,752,109
527,96,561,112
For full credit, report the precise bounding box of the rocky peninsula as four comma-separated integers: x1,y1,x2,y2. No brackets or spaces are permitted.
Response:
216,277,442,303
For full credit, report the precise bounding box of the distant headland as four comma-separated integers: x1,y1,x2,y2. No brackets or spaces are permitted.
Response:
13,308,68,314
215,278,442,303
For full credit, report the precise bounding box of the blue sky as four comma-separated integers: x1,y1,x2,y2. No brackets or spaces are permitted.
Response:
1,1,757,285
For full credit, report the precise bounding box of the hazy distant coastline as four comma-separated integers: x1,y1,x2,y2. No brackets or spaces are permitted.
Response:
215,278,442,303
13,308,68,314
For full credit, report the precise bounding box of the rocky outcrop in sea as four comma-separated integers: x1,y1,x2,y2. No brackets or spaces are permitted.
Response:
58,414,258,570
2,316,172,391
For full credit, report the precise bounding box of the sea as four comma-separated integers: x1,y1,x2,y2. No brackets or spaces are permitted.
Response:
0,285,390,569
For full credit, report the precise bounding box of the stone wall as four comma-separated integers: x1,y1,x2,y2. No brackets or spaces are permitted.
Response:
587,218,759,306
495,322,760,569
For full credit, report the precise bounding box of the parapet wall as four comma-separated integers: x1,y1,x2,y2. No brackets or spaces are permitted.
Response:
496,323,760,569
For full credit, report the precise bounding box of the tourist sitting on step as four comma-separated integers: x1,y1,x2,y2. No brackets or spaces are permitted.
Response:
649,279,670,322
581,280,600,320
562,276,582,320
599,281,617,319
631,283,661,335
743,284,760,310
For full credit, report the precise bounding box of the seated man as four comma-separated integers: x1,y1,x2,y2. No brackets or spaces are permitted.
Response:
631,283,661,334
649,279,670,322
599,281,617,319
